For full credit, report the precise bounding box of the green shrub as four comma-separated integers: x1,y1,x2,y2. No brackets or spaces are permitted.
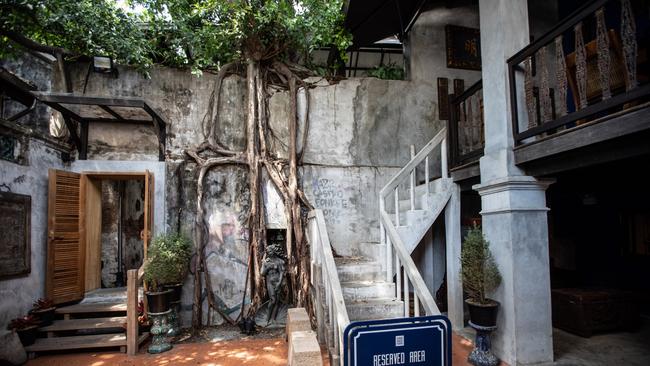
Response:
460,226,502,304
367,63,405,80
143,232,192,291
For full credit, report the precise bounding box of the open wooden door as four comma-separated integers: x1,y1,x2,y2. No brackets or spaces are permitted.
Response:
46,170,85,304
142,170,154,260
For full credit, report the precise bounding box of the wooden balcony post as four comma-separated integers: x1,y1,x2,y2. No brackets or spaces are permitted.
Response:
126,269,138,356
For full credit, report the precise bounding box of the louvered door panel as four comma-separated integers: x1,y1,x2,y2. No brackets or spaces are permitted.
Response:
47,170,85,304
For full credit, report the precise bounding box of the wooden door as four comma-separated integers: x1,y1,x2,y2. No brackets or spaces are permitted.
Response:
142,171,154,259
47,170,85,304
82,175,102,292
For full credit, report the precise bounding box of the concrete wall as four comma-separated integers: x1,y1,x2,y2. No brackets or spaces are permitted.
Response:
408,5,482,91
269,78,442,254
0,133,68,329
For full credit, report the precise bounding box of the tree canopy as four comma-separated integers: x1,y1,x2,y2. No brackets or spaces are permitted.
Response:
0,0,351,73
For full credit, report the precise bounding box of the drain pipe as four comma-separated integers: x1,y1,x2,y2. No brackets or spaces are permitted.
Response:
115,181,125,287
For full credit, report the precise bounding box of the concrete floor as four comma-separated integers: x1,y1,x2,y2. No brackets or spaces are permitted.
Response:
553,317,650,366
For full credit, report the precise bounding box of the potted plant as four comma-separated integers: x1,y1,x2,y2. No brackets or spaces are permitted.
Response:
154,233,192,304
30,298,56,326
7,315,41,346
142,257,172,314
460,225,502,327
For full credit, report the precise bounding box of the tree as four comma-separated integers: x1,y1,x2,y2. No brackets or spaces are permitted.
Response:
1,0,351,328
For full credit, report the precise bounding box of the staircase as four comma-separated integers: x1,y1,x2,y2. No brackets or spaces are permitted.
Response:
26,270,148,357
309,128,454,365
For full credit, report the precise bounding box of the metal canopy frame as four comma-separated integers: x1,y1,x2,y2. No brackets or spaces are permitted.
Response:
0,67,38,122
32,92,167,161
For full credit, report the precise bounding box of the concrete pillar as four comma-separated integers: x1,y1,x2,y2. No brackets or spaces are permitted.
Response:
445,184,463,330
475,0,554,364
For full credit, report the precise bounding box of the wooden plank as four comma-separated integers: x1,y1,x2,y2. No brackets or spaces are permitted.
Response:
55,302,127,314
437,78,449,120
83,176,102,291
39,317,127,332
32,92,146,108
515,105,650,165
81,172,146,180
24,333,127,352
126,269,139,356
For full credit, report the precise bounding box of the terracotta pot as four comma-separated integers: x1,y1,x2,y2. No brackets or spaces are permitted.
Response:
16,325,38,346
30,307,56,326
146,289,172,313
466,299,500,327
163,283,183,304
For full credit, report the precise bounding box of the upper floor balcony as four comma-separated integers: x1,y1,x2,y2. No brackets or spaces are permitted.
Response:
449,0,649,181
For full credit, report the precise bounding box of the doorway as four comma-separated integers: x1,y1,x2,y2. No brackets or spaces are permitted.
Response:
46,170,153,304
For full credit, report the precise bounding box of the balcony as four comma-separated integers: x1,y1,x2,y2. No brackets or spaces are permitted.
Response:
507,0,650,176
449,80,484,183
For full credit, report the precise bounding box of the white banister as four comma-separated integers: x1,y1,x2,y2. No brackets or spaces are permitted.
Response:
378,128,448,320
308,209,350,362
409,145,415,211
425,156,430,194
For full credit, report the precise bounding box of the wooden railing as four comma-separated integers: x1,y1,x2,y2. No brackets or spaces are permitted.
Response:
378,128,446,317
126,265,144,356
508,0,649,146
308,210,350,362
449,80,484,167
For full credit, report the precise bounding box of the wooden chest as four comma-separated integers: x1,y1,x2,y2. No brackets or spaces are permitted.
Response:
551,288,639,337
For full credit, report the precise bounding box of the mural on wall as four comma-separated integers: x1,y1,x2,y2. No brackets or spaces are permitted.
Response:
0,191,31,278
445,25,481,70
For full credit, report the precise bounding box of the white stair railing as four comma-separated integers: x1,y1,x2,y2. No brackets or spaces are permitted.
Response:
308,209,350,362
379,127,448,317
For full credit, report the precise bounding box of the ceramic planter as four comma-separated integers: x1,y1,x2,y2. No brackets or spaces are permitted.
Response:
30,307,56,326
146,289,172,313
466,299,499,327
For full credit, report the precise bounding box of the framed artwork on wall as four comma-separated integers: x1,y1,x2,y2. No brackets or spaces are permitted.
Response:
445,25,481,70
0,191,31,278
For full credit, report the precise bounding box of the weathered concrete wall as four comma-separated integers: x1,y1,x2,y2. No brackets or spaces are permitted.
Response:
0,132,68,330
0,54,58,136
67,64,247,161
269,78,443,254
408,5,482,100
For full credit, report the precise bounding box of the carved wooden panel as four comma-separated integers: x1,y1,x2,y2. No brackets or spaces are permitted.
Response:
438,78,450,120
0,191,31,278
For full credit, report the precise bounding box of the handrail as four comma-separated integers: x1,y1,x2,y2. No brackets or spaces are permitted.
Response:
379,129,448,318
308,209,350,362
380,128,447,199
126,263,145,356
381,211,439,315
449,80,484,168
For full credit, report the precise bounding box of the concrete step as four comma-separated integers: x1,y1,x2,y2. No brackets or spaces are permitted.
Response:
347,298,404,321
341,281,395,301
335,258,383,282
350,242,386,264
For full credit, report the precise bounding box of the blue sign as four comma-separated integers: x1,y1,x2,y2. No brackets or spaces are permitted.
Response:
343,315,452,366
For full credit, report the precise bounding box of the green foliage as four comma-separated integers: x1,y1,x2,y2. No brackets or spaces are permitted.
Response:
143,232,192,291
1,0,351,72
460,226,501,304
367,62,404,80
0,0,154,71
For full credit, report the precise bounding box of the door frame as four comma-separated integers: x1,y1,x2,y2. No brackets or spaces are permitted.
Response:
81,171,153,292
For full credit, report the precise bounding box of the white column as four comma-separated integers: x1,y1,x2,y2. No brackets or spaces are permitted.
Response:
444,183,463,330
476,0,554,365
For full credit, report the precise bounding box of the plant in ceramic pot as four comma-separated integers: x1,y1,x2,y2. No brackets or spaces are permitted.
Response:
152,233,192,304
7,314,41,346
143,243,175,314
30,298,56,326
460,225,502,327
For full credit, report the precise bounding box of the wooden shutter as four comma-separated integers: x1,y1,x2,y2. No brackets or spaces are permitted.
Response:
47,169,85,304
